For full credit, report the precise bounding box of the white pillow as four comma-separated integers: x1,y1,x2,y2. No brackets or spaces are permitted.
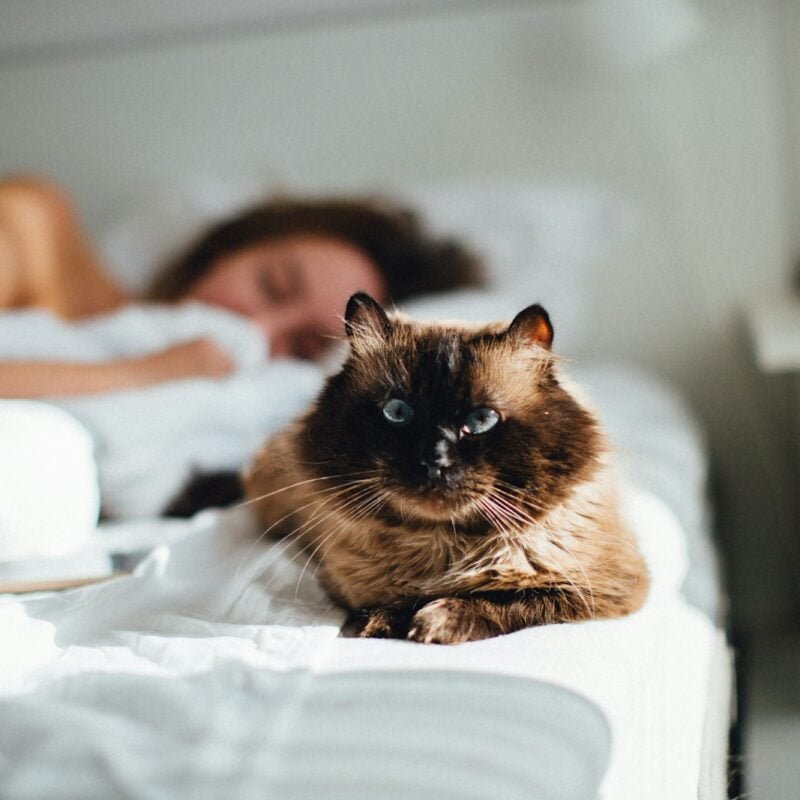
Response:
0,401,100,563
100,180,617,354
394,184,616,354
100,175,269,295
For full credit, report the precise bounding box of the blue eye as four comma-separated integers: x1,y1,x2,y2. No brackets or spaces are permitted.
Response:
382,398,415,426
462,407,500,435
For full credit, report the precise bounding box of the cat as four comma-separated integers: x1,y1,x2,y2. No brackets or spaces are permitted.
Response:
243,293,649,644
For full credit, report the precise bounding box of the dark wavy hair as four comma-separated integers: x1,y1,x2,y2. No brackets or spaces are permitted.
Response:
147,195,486,303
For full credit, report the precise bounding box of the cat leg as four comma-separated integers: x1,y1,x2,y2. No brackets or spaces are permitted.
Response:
344,581,640,644
341,605,415,639
407,597,503,644
407,588,607,645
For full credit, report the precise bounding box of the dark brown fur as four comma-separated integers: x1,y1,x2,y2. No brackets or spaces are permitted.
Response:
244,294,649,644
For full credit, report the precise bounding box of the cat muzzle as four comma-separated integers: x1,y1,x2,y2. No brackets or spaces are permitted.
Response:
418,459,461,489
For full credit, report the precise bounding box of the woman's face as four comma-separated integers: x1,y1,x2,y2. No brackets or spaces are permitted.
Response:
184,235,386,360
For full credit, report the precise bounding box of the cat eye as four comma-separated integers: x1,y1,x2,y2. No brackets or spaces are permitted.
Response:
462,407,500,435
382,398,415,426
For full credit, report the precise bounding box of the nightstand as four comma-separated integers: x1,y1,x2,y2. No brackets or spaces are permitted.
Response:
746,293,800,488
745,295,800,798
748,294,800,373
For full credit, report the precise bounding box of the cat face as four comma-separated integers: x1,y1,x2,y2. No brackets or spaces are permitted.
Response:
300,294,600,528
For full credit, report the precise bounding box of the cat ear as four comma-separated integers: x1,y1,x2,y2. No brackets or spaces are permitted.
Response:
344,292,392,341
507,304,553,350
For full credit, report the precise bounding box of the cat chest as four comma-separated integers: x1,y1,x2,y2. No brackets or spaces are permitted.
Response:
317,524,546,608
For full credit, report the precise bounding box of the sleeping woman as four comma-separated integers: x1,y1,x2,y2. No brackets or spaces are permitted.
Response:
0,175,485,397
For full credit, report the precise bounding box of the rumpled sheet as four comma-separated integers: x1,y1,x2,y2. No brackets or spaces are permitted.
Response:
0,484,719,800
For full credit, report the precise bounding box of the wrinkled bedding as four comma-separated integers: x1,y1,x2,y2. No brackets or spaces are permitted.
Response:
1,484,720,800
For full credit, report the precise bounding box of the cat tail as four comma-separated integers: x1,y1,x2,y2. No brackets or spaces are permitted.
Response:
163,469,244,518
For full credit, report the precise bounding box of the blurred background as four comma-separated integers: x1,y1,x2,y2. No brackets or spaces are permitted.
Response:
2,0,799,792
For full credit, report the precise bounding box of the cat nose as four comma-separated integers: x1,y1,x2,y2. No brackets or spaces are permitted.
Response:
419,457,460,488
419,437,458,485
421,460,449,481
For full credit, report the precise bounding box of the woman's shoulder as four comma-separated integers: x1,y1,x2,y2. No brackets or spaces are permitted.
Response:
0,174,130,319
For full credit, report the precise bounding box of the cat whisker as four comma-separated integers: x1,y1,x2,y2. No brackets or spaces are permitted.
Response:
219,497,332,620
301,509,364,582
237,470,379,508
493,481,550,515
475,506,523,574
222,481,378,617
486,491,535,530
292,485,388,597
493,483,642,559
487,487,596,618
259,480,386,596
304,514,363,587
482,492,595,619
258,485,379,591
480,494,525,535
230,477,376,581
476,498,511,541
549,548,596,619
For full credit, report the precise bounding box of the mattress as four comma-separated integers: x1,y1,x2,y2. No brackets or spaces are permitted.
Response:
569,361,721,621
0,359,729,800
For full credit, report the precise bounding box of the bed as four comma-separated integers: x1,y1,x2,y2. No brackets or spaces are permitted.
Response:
0,185,733,799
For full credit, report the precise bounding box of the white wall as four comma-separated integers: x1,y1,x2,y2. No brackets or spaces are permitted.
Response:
0,0,796,631
776,0,800,261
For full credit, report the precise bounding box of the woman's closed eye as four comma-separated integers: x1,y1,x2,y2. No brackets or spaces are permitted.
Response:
258,261,303,304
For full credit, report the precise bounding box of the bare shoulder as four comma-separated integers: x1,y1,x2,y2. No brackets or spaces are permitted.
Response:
0,174,128,317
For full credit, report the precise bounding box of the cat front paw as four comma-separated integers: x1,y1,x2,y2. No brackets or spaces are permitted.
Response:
407,597,501,645
342,606,412,639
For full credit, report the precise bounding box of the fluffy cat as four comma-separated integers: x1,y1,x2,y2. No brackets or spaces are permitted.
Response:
244,293,648,644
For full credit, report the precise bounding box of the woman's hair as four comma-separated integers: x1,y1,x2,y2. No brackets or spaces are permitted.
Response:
147,195,486,303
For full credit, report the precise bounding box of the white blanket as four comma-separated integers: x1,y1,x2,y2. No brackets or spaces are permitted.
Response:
0,303,322,517
0,485,719,800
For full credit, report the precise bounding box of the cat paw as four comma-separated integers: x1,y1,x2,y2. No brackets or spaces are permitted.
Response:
342,606,411,639
407,598,500,645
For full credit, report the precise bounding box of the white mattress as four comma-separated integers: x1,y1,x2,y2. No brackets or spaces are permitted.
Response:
569,361,720,620
0,350,728,799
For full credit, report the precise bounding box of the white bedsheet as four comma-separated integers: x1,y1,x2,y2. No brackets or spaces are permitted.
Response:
0,483,720,800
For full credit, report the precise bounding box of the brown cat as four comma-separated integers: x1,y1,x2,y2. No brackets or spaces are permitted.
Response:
244,293,648,644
